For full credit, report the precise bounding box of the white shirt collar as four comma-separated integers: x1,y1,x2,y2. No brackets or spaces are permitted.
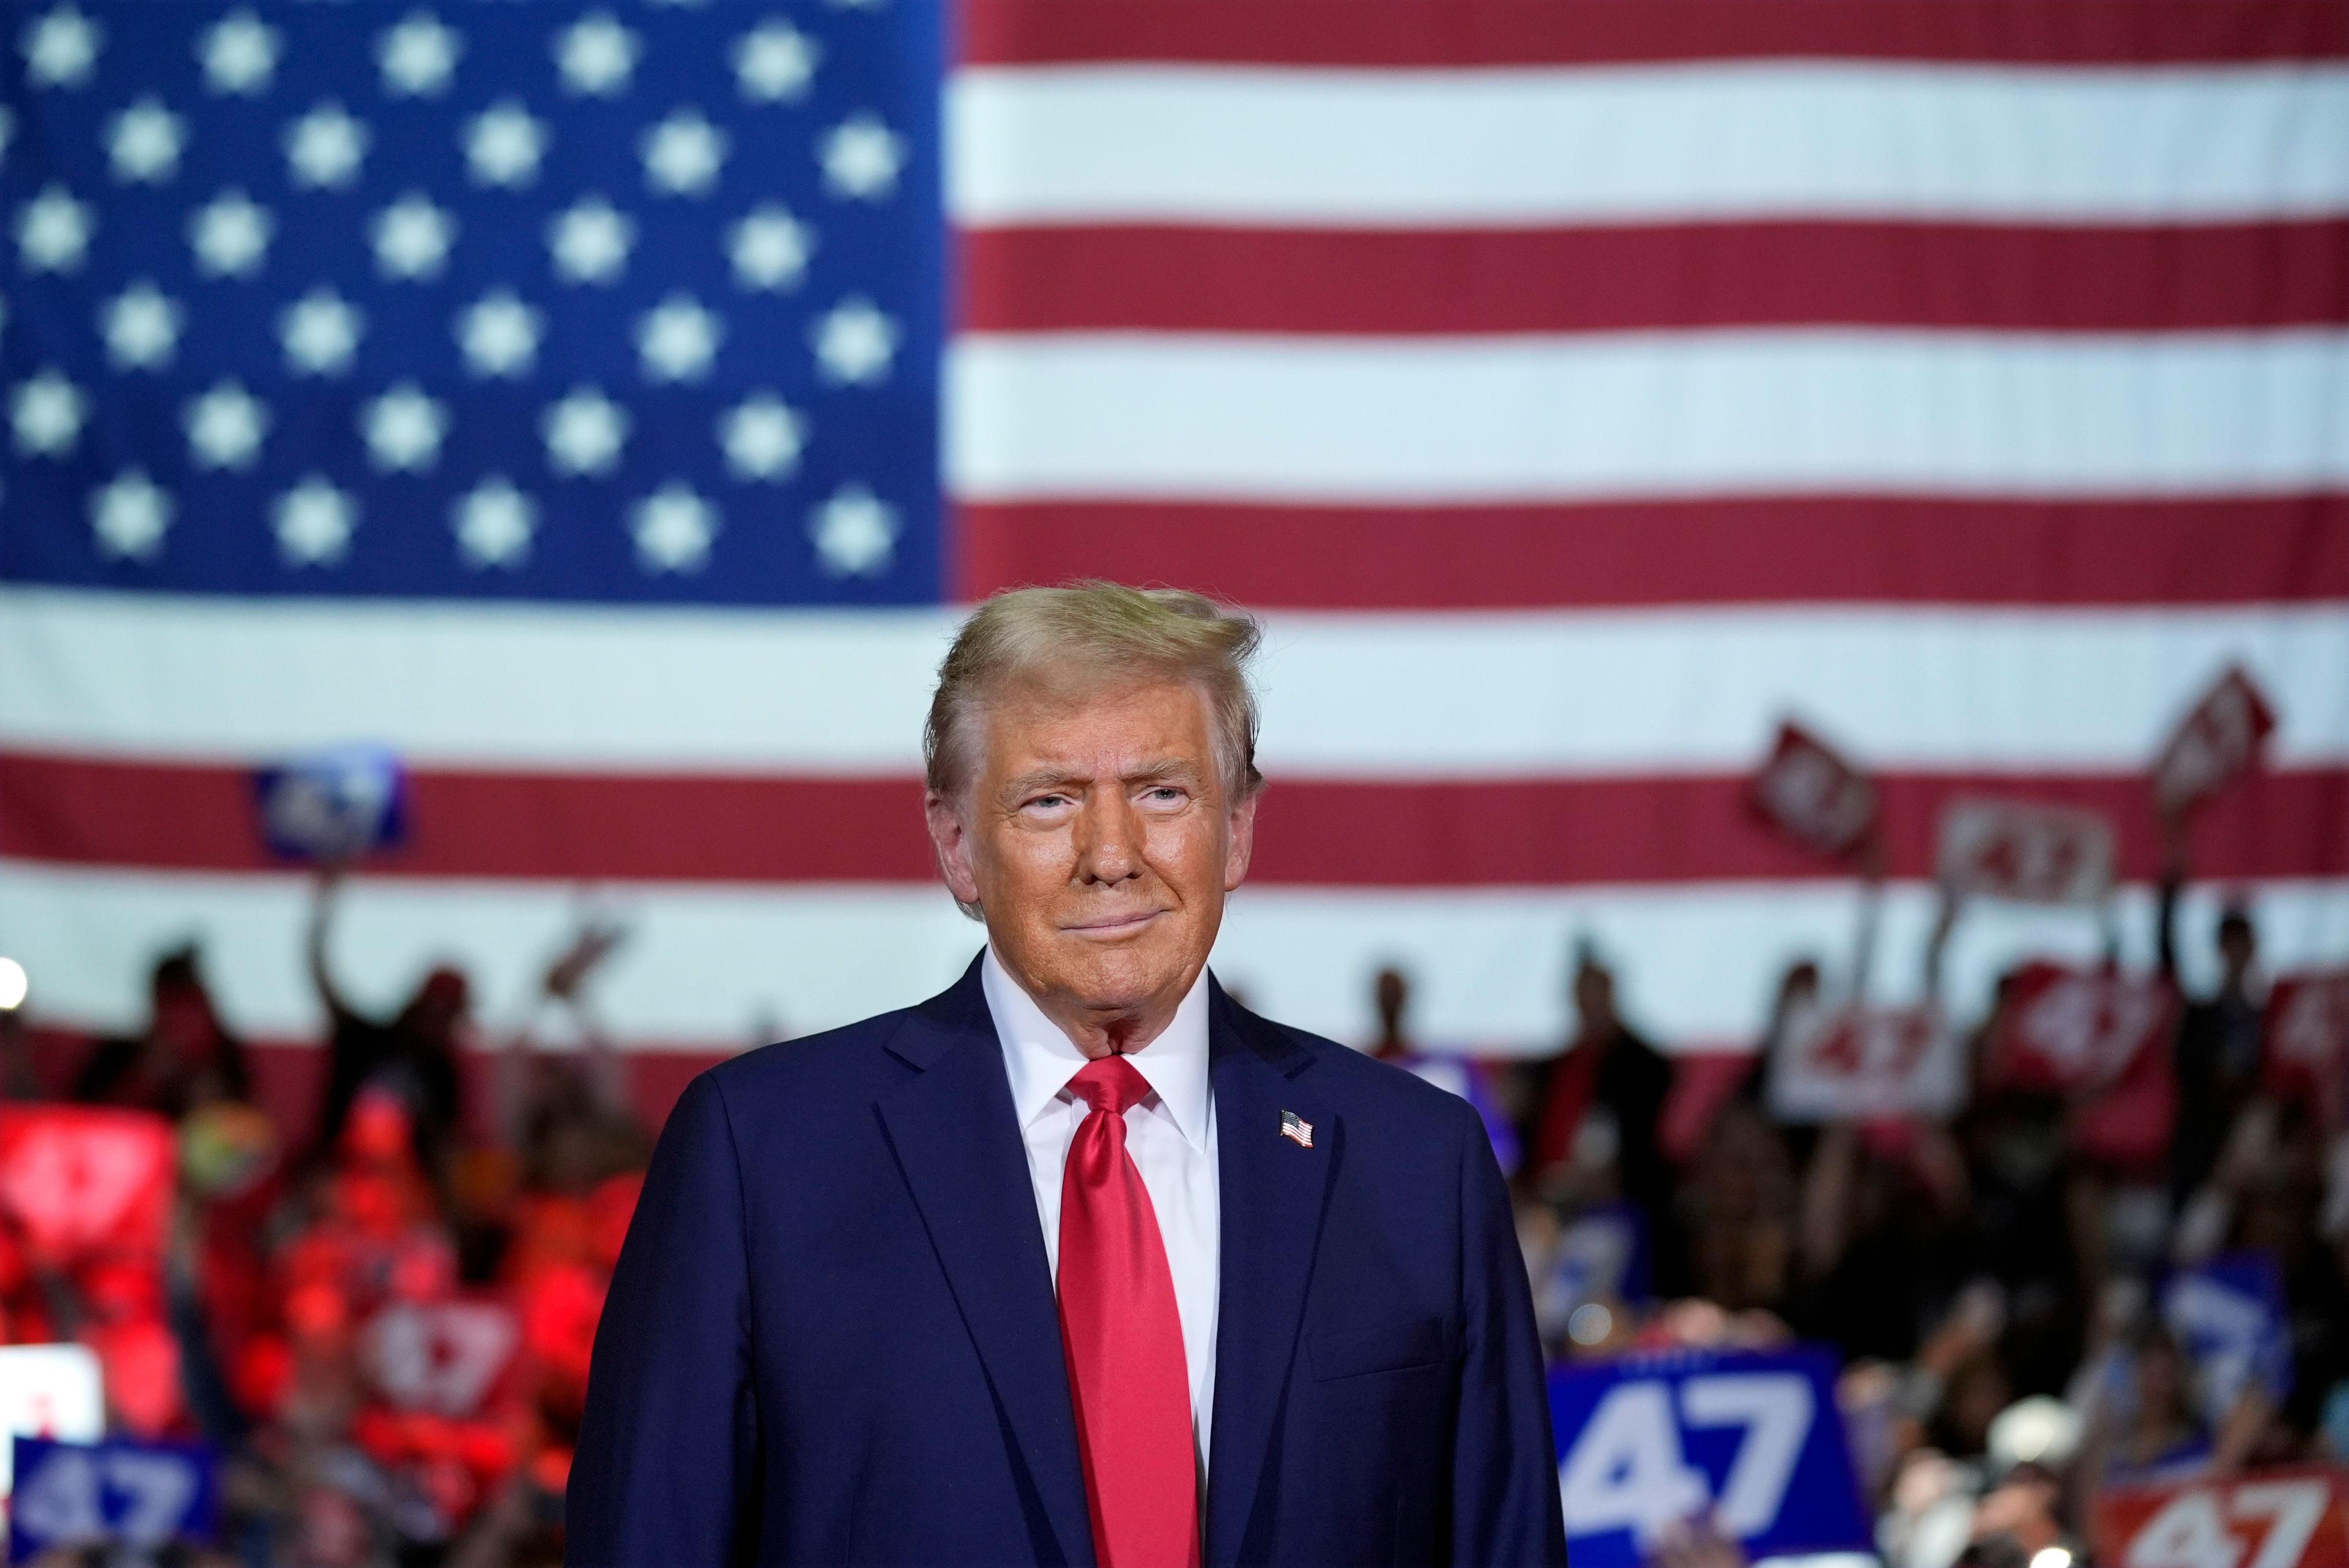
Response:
981,946,1214,1152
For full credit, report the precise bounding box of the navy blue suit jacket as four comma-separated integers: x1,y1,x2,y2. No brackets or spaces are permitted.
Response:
568,957,1566,1567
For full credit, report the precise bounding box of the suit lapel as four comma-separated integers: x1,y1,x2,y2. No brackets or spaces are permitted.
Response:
1203,983,1338,1566
875,960,1095,1568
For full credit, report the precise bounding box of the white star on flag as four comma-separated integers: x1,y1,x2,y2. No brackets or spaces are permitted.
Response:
457,289,543,379
274,476,357,566
17,185,94,273
548,194,634,284
90,470,173,561
185,380,270,470
542,386,629,476
379,10,460,97
12,370,86,456
201,9,281,95
22,5,100,91
280,287,364,376
733,20,817,102
826,0,889,11
108,97,185,184
555,12,638,97
102,282,183,371
819,112,904,201
361,383,448,472
466,100,548,188
454,476,537,568
188,188,273,278
373,193,456,280
284,102,370,190
720,394,807,481
641,108,727,197
809,483,896,577
728,205,812,292
812,296,897,385
633,483,718,574
637,294,722,383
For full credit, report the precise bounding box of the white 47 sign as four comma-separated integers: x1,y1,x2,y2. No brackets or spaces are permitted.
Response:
2103,1475,2349,1568
1558,1374,1812,1547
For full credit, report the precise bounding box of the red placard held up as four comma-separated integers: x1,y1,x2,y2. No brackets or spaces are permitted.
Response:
1749,722,1877,860
0,1108,175,1269
1938,797,2116,906
2095,1468,2349,1568
1995,961,2177,1095
2267,969,2349,1104
2155,667,2278,815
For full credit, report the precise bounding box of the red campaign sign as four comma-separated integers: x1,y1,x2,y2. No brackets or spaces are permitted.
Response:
2155,667,2278,815
1995,962,2176,1094
2267,971,2349,1099
0,1108,175,1268
361,1297,522,1419
1937,797,2116,906
1767,1004,1964,1123
2096,1468,2349,1568
1748,722,1877,859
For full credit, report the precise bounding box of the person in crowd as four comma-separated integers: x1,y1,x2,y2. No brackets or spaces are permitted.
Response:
2159,807,2266,1208
306,868,470,1185
1524,947,1681,1276
72,945,250,1118
1368,964,1413,1062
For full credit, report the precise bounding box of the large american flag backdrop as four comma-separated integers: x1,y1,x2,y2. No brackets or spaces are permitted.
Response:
3,0,2347,1104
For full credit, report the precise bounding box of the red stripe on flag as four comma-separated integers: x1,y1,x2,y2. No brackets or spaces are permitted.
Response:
960,223,2349,335
955,496,2349,610
6,752,2341,887
960,0,2349,67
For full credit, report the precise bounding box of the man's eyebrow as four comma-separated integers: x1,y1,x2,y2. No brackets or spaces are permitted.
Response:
998,758,1203,798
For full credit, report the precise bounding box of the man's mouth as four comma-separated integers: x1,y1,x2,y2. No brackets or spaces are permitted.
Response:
1063,910,1165,936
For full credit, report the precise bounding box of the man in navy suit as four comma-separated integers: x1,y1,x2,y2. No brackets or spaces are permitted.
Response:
570,583,1565,1567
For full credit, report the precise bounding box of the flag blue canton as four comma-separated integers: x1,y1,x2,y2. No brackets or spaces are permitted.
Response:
0,0,943,605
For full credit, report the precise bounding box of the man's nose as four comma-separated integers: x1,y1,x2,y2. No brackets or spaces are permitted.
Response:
1074,791,1143,885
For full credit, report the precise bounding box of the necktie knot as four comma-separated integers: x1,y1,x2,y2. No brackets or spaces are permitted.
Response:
1067,1055,1152,1118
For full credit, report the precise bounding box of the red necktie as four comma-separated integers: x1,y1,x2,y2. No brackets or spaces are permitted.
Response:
1057,1056,1200,1568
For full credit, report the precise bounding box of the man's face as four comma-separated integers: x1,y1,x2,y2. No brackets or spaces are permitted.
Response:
927,679,1255,1045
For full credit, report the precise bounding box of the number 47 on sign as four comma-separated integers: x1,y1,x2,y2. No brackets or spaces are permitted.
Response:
2099,1473,2349,1568
1548,1348,1871,1568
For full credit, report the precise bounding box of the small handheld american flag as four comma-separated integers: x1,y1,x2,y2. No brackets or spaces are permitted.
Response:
1279,1110,1313,1150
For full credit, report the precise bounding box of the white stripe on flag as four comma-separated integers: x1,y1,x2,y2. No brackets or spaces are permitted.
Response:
4,588,2345,775
948,64,2349,225
7,859,2345,1050
946,330,2349,502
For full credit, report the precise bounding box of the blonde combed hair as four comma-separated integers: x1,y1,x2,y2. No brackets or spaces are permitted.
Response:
924,581,1264,809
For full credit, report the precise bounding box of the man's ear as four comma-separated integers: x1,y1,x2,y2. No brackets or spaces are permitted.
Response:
925,790,984,906
1223,790,1259,892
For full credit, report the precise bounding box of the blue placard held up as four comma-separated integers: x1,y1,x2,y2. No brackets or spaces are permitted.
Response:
251,744,410,862
8,1436,218,1564
1549,1346,1870,1568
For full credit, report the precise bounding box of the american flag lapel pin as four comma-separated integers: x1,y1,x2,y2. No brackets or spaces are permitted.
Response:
1280,1109,1314,1148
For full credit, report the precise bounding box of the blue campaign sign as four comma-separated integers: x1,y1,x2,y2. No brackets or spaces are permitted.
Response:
2162,1251,2293,1419
1549,1346,1870,1568
251,744,410,862
8,1436,218,1563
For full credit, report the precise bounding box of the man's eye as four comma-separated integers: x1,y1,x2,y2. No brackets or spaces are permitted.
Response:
1145,786,1184,803
1024,794,1069,811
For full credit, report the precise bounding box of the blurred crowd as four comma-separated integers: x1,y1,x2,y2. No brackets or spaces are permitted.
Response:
1386,807,2349,1568
3,807,2345,1566
1,870,647,1567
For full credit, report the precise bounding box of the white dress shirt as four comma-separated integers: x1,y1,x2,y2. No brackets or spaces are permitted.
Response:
982,947,1221,1476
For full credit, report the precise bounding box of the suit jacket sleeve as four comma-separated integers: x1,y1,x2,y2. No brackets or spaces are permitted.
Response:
1450,1102,1570,1567
568,1073,760,1567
